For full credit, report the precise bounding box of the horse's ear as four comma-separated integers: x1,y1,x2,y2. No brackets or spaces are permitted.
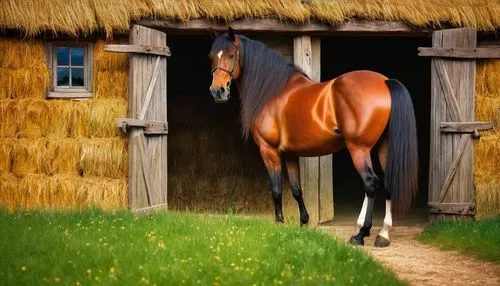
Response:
227,26,238,45
209,28,218,40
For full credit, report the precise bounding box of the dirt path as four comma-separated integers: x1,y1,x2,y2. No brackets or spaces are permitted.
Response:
320,225,500,286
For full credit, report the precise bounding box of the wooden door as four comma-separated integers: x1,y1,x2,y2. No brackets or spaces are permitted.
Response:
107,25,170,211
427,28,477,219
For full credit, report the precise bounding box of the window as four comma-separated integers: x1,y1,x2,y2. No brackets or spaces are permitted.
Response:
47,43,93,98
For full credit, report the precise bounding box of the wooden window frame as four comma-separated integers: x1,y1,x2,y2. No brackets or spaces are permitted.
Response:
46,42,94,98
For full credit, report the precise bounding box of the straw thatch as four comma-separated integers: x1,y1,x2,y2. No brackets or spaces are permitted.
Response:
475,59,500,218
0,0,498,37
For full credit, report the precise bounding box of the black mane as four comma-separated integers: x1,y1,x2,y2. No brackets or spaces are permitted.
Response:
210,34,302,140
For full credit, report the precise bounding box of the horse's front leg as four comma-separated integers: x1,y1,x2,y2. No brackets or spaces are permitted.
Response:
258,142,284,223
284,155,309,225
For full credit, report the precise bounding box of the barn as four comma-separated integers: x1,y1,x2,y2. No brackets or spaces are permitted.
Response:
0,0,498,224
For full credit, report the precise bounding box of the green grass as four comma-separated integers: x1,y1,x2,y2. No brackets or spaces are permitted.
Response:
417,216,500,263
0,209,404,285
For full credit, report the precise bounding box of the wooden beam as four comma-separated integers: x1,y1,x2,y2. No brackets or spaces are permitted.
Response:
139,19,431,35
440,121,494,133
116,118,168,135
428,203,475,215
418,47,500,59
105,44,171,57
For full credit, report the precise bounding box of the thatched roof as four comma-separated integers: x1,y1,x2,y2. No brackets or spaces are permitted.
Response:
0,0,499,37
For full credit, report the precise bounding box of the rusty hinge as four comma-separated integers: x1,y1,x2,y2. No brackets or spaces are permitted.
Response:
116,118,168,135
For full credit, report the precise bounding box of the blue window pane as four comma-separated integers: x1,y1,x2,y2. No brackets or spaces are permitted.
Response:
72,68,84,86
57,67,70,86
56,47,69,66
71,47,84,66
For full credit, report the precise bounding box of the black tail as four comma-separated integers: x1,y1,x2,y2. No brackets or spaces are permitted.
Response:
385,79,418,216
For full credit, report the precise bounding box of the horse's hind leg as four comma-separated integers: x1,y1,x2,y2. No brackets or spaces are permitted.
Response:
347,144,381,246
284,155,309,225
258,142,284,223
374,139,392,247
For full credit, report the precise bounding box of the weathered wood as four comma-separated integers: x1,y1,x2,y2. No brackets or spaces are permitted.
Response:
440,121,494,133
139,56,162,120
128,25,168,210
418,47,500,59
138,135,153,206
105,44,171,57
47,92,92,99
428,28,476,220
139,19,431,35
116,118,168,135
428,203,475,215
433,59,462,122
132,203,169,213
438,135,469,203
294,35,320,227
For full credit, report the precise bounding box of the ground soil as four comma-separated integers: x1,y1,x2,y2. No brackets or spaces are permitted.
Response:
319,207,500,286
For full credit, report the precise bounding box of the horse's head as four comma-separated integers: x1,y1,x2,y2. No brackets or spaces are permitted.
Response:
209,27,241,103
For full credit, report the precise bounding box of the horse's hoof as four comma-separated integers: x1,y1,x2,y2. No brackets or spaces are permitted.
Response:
300,215,309,226
374,235,390,247
348,235,364,246
275,216,284,224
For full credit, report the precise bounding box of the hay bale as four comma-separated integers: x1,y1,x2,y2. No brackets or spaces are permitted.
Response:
93,41,128,100
475,175,500,218
18,174,51,209
69,100,90,138
0,139,13,174
46,100,72,138
78,177,128,210
11,138,48,175
80,138,127,178
46,139,81,175
0,39,49,99
94,70,128,99
475,59,500,218
0,174,20,212
93,41,129,72
16,98,50,138
88,98,127,138
0,100,16,137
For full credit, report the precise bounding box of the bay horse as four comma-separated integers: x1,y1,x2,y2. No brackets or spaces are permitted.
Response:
209,28,418,247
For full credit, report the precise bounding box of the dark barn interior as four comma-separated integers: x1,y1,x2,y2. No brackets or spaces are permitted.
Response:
166,34,431,220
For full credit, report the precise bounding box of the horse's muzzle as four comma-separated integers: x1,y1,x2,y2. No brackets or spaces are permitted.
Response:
210,86,229,103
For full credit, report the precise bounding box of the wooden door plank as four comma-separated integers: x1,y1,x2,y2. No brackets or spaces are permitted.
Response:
438,134,469,202
433,59,462,122
139,56,162,120
104,44,171,57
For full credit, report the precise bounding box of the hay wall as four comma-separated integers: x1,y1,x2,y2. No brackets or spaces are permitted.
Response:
475,59,500,218
0,39,128,211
